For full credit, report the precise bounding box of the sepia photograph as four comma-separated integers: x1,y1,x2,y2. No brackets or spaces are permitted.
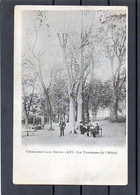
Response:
14,6,128,185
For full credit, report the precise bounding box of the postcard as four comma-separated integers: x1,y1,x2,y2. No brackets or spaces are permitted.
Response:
13,6,128,185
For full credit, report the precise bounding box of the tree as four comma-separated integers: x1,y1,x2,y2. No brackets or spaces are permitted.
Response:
83,79,112,122
57,32,77,132
57,11,100,126
22,10,55,129
76,20,92,124
98,12,126,121
22,73,37,128
51,70,69,123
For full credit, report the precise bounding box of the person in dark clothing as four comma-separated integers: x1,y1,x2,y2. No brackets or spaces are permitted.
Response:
94,123,99,135
91,123,100,137
79,122,84,134
86,123,90,137
90,125,94,136
82,124,87,134
59,121,66,137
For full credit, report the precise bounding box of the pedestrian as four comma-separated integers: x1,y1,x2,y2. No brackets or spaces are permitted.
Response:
94,123,99,135
79,121,84,134
86,122,91,137
92,123,100,138
82,123,86,134
59,120,66,137
90,125,94,136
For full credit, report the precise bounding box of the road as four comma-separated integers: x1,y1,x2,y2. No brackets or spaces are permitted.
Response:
22,120,126,147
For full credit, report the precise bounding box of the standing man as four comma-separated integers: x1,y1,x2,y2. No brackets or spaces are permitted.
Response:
79,121,84,134
86,122,91,137
92,123,100,137
95,123,99,135
59,120,66,137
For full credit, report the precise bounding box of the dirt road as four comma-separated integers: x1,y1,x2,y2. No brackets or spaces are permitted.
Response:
22,120,126,147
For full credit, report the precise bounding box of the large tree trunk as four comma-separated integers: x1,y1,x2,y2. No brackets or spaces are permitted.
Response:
53,114,56,123
110,99,118,122
77,35,84,125
58,110,60,123
84,101,89,123
109,55,120,122
77,84,83,124
33,117,35,125
24,102,29,129
41,114,45,126
25,114,29,129
82,101,89,124
77,98,82,124
49,106,53,130
82,99,85,123
63,45,75,132
44,92,53,130
82,92,90,124
63,113,66,122
69,94,75,133
57,33,76,132
67,113,69,123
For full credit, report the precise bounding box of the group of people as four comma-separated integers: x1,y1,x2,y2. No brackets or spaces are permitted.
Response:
79,122,100,137
59,120,101,138
31,123,44,130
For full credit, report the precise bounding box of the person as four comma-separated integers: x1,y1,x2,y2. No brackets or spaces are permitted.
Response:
59,120,66,137
90,125,95,137
94,123,99,135
79,121,84,134
86,122,91,137
38,122,42,130
92,123,100,137
82,123,87,134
